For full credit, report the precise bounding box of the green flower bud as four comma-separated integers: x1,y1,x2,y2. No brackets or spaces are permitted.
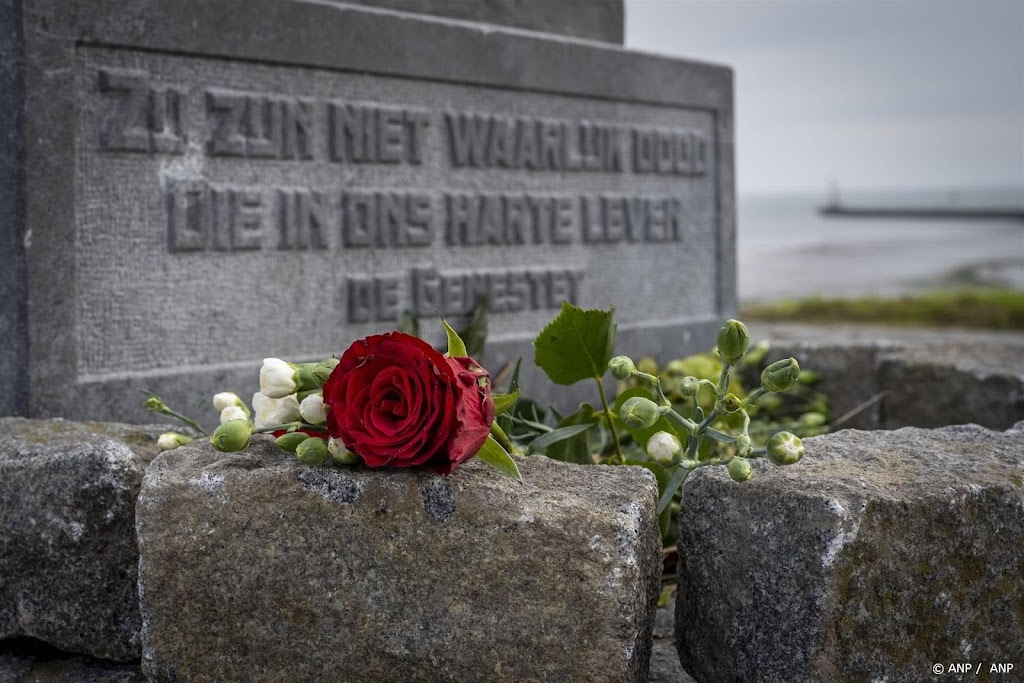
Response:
619,396,660,429
608,355,636,381
716,319,750,364
328,437,361,465
157,432,193,452
721,393,742,413
728,457,753,482
275,431,310,453
735,433,752,456
761,357,801,393
680,459,698,470
143,394,168,412
210,419,252,452
312,358,340,387
295,437,328,466
766,431,805,465
678,376,700,398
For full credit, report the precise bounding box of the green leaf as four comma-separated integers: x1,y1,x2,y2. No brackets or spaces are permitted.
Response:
533,302,616,386
441,317,468,357
475,435,521,481
527,423,595,455
493,388,520,417
541,403,600,464
658,466,690,514
459,295,488,358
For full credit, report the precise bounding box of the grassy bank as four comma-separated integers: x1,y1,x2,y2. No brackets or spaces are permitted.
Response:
740,290,1024,330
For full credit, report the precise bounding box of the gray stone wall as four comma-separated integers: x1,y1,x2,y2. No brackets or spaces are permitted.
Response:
345,0,624,43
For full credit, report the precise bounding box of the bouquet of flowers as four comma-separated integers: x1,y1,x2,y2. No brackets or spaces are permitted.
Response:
148,320,521,479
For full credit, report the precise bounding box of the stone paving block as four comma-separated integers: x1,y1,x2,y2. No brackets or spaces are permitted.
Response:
0,418,164,661
137,439,662,682
676,423,1024,683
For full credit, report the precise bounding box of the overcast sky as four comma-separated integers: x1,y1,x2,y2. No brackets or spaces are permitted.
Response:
625,0,1024,196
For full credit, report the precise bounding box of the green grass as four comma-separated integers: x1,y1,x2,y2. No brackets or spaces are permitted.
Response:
740,290,1024,330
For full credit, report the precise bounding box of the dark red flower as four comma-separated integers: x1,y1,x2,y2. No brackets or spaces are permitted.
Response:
322,332,494,475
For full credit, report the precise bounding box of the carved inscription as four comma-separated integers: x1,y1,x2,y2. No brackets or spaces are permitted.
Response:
98,68,186,153
95,68,713,327
205,88,315,158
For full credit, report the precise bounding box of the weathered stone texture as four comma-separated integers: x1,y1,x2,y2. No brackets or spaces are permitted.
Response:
347,0,625,43
137,438,662,682
676,423,1024,683
751,324,1024,430
0,418,165,661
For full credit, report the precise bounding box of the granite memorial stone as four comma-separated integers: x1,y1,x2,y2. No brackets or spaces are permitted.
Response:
0,0,734,422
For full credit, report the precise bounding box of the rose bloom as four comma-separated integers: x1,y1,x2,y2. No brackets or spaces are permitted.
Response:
322,332,494,474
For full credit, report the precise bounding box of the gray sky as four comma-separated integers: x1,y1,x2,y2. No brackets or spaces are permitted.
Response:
625,0,1024,196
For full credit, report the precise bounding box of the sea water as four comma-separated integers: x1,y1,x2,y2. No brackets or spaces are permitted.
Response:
738,187,1024,303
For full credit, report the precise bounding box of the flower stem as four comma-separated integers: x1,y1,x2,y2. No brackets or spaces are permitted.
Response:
161,409,206,436
252,422,328,435
595,374,624,465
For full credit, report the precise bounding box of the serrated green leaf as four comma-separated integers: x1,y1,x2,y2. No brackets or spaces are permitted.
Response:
527,423,595,455
542,403,600,464
441,317,468,357
475,434,521,481
533,302,616,386
493,389,519,417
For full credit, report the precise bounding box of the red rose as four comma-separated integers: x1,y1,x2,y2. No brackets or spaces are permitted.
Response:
322,332,494,475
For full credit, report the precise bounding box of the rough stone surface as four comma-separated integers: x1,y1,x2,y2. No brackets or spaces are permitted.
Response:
137,438,662,682
0,639,144,682
748,323,1024,430
0,418,166,661
878,341,1024,429
676,423,1024,683
3,0,734,423
346,0,625,43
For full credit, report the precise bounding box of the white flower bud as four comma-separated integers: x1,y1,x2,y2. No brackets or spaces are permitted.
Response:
259,358,298,399
212,392,247,414
646,431,682,461
328,437,360,465
252,392,301,429
157,432,193,452
219,405,248,424
299,393,327,426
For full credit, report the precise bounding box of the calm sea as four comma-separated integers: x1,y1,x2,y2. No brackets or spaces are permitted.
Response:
737,187,1024,303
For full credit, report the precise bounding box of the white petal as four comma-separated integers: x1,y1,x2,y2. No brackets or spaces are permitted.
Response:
219,406,248,424
252,392,301,429
157,433,179,451
646,431,681,461
299,393,327,425
259,358,297,399
213,392,243,412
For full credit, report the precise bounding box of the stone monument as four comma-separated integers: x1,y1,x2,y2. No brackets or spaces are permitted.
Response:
0,0,734,423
